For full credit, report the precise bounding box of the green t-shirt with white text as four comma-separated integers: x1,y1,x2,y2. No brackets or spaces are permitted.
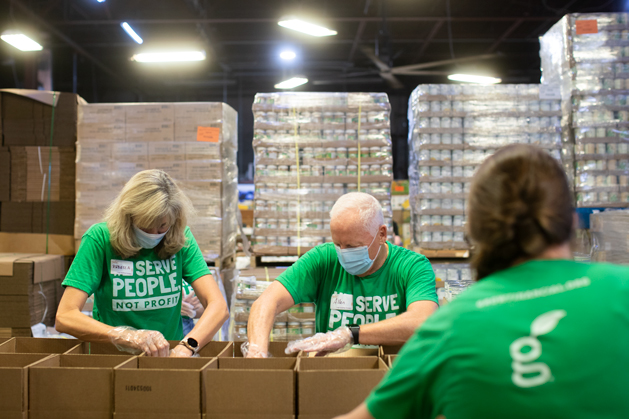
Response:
277,242,437,333
63,223,210,340
366,260,629,419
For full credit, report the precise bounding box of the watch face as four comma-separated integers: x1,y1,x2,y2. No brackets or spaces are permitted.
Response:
187,337,198,348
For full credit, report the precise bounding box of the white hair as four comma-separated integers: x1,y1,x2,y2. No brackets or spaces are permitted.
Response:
330,192,384,234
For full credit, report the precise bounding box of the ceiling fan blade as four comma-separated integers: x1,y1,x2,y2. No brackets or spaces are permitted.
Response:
380,72,405,89
391,54,497,72
360,46,391,73
392,70,451,76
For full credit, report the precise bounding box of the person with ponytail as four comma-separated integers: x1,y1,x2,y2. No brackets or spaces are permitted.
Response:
336,144,629,419
56,170,228,357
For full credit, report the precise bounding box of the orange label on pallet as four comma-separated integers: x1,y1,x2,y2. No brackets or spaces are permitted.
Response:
575,20,598,35
394,185,405,192
196,126,220,142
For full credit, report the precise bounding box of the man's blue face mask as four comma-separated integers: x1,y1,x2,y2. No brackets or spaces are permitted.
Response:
334,231,382,276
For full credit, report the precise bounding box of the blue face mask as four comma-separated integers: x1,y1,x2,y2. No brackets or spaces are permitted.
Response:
133,224,169,249
335,232,382,276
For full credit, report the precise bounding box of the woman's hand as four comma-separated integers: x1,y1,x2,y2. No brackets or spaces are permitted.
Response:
170,344,194,357
107,326,170,357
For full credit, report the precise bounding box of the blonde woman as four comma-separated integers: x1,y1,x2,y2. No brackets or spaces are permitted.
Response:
56,170,229,357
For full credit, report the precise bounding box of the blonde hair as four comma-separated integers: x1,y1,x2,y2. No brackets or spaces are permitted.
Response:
330,192,384,235
104,170,195,260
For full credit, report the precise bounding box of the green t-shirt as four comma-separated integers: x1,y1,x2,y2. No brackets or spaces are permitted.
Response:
366,260,629,419
63,223,210,340
181,281,195,320
277,242,437,333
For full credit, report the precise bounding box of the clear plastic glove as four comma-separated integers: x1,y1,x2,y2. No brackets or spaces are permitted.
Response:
241,341,271,358
181,301,197,319
107,326,170,357
170,344,196,358
285,326,353,356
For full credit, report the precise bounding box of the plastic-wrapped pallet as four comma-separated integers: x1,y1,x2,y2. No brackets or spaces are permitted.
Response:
590,209,629,263
252,92,394,256
408,84,563,252
75,102,239,261
432,263,474,304
229,268,316,342
540,13,629,207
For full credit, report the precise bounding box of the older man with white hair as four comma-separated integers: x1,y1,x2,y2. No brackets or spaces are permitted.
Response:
245,192,438,357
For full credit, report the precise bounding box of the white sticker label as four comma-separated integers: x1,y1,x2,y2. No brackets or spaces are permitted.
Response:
111,259,134,277
539,84,561,100
331,292,354,311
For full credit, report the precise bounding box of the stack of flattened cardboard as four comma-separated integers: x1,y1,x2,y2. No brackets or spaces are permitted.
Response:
0,254,66,337
0,90,82,255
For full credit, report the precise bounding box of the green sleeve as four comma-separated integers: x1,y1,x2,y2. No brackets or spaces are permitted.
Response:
366,309,452,419
181,227,211,285
276,245,327,304
404,253,438,306
62,229,106,295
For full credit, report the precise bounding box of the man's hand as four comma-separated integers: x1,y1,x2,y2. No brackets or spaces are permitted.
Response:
285,326,353,356
241,341,269,358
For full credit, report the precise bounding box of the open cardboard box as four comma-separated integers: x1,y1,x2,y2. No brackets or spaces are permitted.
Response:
233,340,299,358
0,353,52,419
66,340,233,357
204,357,296,419
379,344,404,358
303,346,380,358
297,357,388,419
114,357,217,419
0,337,80,354
29,354,137,419
167,340,233,358
387,355,397,367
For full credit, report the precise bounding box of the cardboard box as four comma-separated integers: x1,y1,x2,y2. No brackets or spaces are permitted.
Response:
0,328,31,338
0,147,9,201
29,354,137,419
297,357,388,419
0,232,76,255
115,357,216,419
387,354,397,367
204,358,296,419
0,352,52,419
233,341,298,358
304,347,380,358
0,202,75,235
166,340,233,358
379,344,404,358
0,337,80,354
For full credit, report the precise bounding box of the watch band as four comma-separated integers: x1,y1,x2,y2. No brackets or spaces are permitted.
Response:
348,324,360,345
179,338,199,354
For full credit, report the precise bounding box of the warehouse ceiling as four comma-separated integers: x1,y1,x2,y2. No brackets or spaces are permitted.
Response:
0,0,622,179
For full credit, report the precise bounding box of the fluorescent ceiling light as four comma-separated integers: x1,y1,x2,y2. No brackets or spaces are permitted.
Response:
448,74,502,84
131,50,206,63
275,77,308,89
1,31,43,51
121,22,143,44
97,0,106,2
280,50,296,60
278,18,337,37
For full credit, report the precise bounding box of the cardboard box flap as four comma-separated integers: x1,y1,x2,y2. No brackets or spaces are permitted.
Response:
0,89,87,106
0,253,64,282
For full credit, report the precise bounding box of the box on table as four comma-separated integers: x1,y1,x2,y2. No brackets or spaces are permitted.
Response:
0,352,52,419
166,340,233,358
387,354,398,367
114,356,216,419
297,357,388,419
303,347,380,358
29,354,136,419
204,357,296,419
380,344,404,358
233,341,298,358
0,337,80,354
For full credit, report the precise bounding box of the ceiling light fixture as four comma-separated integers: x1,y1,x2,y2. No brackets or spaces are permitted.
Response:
278,18,337,37
447,74,502,84
131,50,206,63
279,50,296,60
121,22,143,44
274,77,308,89
1,30,43,51
97,0,106,2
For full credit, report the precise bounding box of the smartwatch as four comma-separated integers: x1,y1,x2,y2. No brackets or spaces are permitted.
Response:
179,337,199,355
348,324,360,345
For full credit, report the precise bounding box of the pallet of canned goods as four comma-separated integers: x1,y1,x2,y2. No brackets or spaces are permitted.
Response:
252,92,395,256
407,83,564,252
541,13,629,208
432,263,474,305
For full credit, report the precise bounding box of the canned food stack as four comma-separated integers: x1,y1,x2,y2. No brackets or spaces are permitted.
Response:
540,13,629,207
432,263,474,304
252,92,394,256
75,102,239,260
231,270,316,341
590,210,629,263
408,84,563,251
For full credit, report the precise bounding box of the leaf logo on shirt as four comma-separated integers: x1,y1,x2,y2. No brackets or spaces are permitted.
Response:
510,309,566,389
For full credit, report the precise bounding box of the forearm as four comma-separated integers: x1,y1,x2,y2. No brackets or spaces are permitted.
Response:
186,298,228,348
358,310,430,346
247,298,279,350
56,308,115,342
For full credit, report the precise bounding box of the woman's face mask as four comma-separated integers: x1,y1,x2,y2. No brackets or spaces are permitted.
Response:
334,231,382,276
133,224,169,249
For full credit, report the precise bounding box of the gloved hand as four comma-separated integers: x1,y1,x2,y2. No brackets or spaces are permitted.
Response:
285,326,353,356
181,301,197,318
170,343,196,358
241,341,270,358
107,326,170,357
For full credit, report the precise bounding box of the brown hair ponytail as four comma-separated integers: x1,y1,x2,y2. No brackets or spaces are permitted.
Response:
468,144,574,280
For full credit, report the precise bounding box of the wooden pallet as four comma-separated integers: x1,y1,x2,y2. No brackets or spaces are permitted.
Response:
413,248,470,259
206,253,236,269
249,254,299,268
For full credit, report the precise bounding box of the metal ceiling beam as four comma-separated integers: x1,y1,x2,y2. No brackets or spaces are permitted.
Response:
486,18,524,53
414,20,444,62
348,21,367,61
51,16,553,26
